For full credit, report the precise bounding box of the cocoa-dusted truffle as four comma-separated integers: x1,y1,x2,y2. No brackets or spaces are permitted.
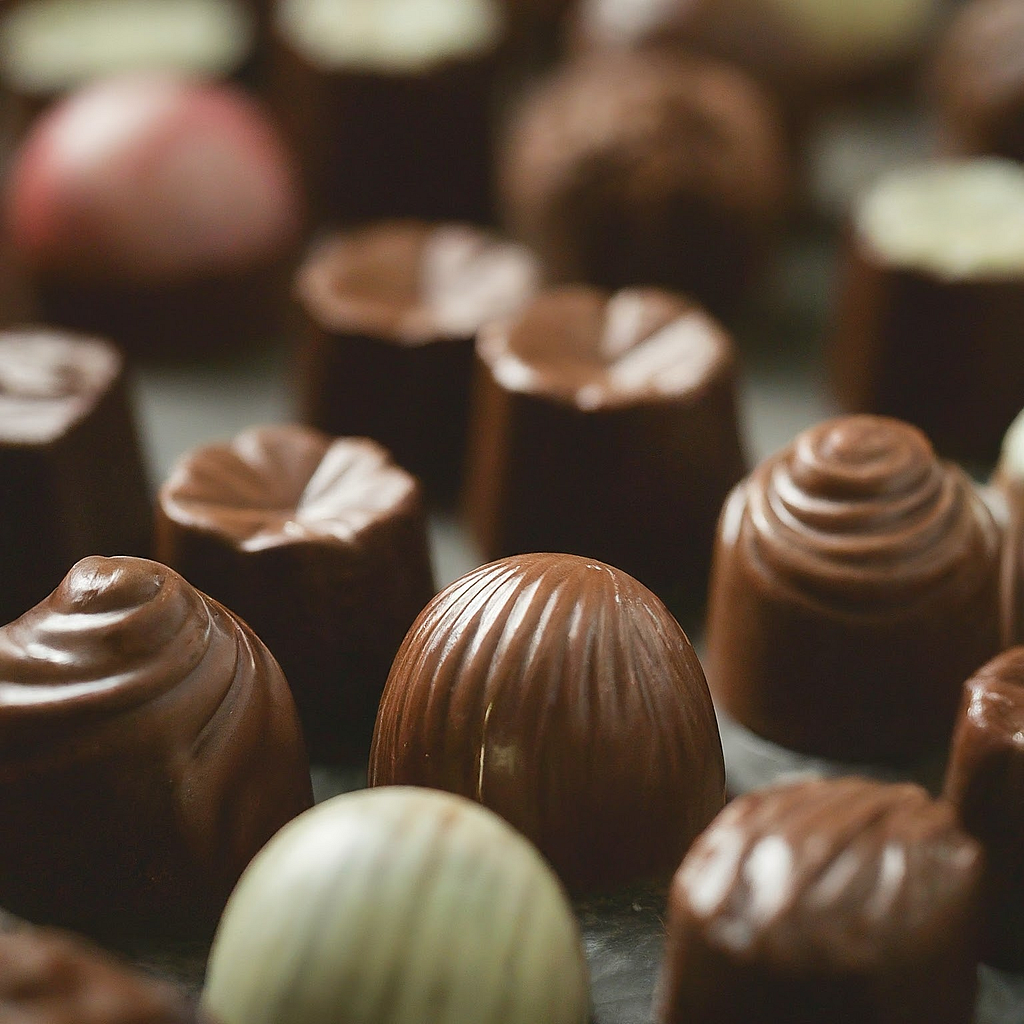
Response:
706,415,1001,762
156,425,434,763
0,555,313,938
831,159,1024,461
944,648,1024,970
0,328,150,625
501,52,788,318
295,221,539,498
659,778,983,1024
370,552,726,893
463,286,746,595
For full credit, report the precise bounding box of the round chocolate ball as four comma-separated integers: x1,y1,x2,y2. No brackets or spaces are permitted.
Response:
369,552,726,893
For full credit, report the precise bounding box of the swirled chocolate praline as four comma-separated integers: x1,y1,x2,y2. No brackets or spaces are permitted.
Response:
0,555,313,939
706,415,1001,761
369,552,726,893
658,778,982,1024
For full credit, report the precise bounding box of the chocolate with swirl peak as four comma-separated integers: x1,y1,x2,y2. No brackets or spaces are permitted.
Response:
706,414,1001,761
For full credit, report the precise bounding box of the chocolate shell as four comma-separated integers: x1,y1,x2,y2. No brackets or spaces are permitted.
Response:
0,328,150,625
369,552,726,893
0,555,313,938
706,415,1002,761
156,425,434,763
463,286,746,597
944,647,1024,970
659,777,982,1024
295,221,540,498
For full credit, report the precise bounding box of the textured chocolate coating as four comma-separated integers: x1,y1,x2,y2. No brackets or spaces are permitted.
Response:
944,648,1024,970
659,778,982,1024
464,286,746,596
0,329,150,624
0,555,313,938
156,426,434,763
501,52,788,318
369,552,726,893
296,222,540,498
706,415,1002,761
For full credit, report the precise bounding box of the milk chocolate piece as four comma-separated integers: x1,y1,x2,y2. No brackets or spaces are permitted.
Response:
0,328,150,625
944,648,1024,970
500,52,788,318
156,426,434,763
464,286,746,595
659,778,982,1024
295,222,540,498
0,555,313,938
706,415,1001,761
831,159,1024,461
370,552,726,893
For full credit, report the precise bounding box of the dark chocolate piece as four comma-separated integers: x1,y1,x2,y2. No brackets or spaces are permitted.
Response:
705,415,1002,761
0,328,150,625
463,285,746,596
156,425,435,764
295,221,539,498
659,777,982,1024
944,648,1024,971
0,555,313,938
500,52,788,318
369,552,726,893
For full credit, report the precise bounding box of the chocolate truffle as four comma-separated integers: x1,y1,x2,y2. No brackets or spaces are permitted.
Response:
658,778,983,1024
272,0,504,226
706,415,1002,762
933,0,1024,163
0,555,313,938
945,649,1024,970
295,221,540,498
369,552,726,893
500,52,788,318
156,425,434,764
463,286,746,594
831,159,1024,461
0,328,150,625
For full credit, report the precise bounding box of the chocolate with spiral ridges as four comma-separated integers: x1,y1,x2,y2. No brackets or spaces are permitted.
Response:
0,555,312,939
706,415,1001,761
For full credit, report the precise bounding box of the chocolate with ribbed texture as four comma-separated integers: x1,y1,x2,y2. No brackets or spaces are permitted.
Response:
157,426,434,763
706,415,1001,761
0,555,312,938
369,552,726,893
659,777,982,1024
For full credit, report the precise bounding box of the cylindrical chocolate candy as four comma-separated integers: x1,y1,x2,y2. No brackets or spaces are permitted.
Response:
295,221,540,499
658,777,982,1024
0,555,313,938
706,415,1002,762
156,425,435,764
463,286,746,596
370,552,726,894
831,158,1024,461
0,328,151,625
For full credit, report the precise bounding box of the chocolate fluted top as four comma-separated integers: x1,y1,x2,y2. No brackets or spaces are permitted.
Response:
0,328,121,444
158,426,421,549
478,286,734,409
296,221,539,343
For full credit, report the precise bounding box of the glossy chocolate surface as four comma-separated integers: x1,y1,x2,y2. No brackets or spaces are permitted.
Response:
945,647,1024,970
659,777,982,1024
500,52,787,318
464,286,746,596
706,415,1002,761
156,426,434,763
0,329,150,624
0,555,312,937
370,552,726,893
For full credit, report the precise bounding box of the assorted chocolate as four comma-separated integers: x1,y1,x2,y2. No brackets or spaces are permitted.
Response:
156,425,434,763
